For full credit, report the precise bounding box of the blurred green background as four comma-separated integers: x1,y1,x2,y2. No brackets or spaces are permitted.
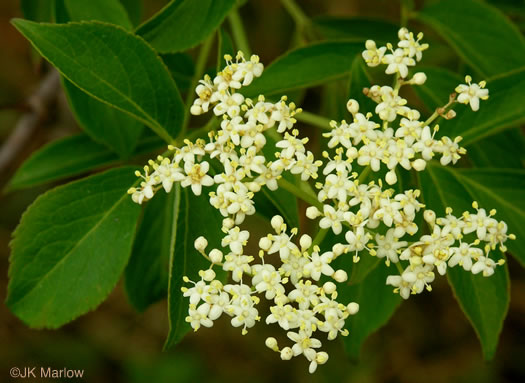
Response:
1,0,525,382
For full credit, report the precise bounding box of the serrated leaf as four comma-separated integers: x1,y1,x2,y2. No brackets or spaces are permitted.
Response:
59,0,132,30
125,191,174,312
414,67,525,145
419,162,513,358
119,0,142,27
6,167,141,328
313,16,398,44
243,42,363,98
339,262,401,360
7,133,163,191
12,19,184,143
54,0,142,157
417,0,525,77
136,0,236,54
165,185,226,349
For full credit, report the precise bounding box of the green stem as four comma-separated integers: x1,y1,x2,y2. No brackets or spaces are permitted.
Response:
228,8,251,56
357,165,371,184
180,34,215,138
312,228,329,247
395,261,404,274
295,111,331,130
280,0,314,42
277,177,321,208
423,98,457,127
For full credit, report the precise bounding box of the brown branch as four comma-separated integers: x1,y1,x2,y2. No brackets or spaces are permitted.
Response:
0,69,61,174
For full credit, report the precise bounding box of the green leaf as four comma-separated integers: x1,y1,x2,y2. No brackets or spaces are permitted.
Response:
62,79,144,157
414,67,525,145
20,0,53,22
217,27,234,73
164,185,226,349
347,57,375,113
313,16,398,43
6,167,141,328
119,0,143,26
7,133,163,191
417,0,525,77
243,42,363,98
339,262,401,360
136,0,236,54
161,53,195,93
59,0,132,30
125,191,173,312
447,263,510,360
467,129,525,169
12,19,184,143
419,163,513,358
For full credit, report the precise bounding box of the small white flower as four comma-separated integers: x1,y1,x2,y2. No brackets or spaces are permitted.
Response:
455,75,489,111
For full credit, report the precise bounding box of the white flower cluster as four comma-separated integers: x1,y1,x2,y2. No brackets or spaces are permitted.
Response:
386,203,514,298
128,31,512,374
129,51,321,227
184,216,359,374
306,28,510,300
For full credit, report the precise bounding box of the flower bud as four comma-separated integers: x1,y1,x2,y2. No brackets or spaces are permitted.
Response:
280,347,293,360
332,243,346,256
323,281,337,295
333,269,348,283
316,351,329,365
265,337,278,351
385,170,397,185
299,234,312,250
194,236,208,252
346,99,359,115
347,302,360,315
209,249,223,264
222,218,235,230
271,215,284,232
412,158,427,171
424,210,436,225
201,269,216,281
259,237,272,251
412,72,427,85
306,206,321,219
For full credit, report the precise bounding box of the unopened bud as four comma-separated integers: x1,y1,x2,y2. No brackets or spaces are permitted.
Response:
347,302,360,315
323,281,337,294
280,347,293,360
306,206,321,219
412,72,427,85
445,110,456,119
259,237,272,251
299,234,312,250
201,269,216,281
265,337,279,351
194,236,208,252
424,210,436,225
209,249,223,264
333,269,348,283
385,170,397,185
412,158,427,171
346,99,360,115
271,215,284,232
